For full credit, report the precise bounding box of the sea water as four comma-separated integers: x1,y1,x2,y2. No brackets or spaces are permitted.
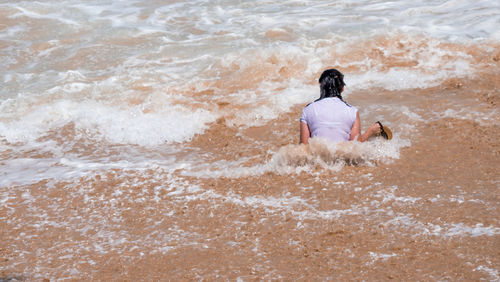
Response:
1,0,498,183
0,0,499,280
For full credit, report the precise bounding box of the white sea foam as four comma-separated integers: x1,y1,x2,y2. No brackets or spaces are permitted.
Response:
184,136,409,179
368,252,398,264
0,0,498,184
474,266,500,281
9,5,80,26
374,186,421,205
228,81,316,127
444,223,500,237
441,108,499,125
0,153,183,187
384,214,500,239
0,99,215,145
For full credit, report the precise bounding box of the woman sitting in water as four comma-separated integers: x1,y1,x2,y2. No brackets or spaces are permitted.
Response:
300,68,391,144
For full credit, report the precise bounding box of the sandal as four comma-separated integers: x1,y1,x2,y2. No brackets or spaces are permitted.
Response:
376,121,392,140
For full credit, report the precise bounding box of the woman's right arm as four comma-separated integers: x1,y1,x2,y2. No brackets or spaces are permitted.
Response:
300,121,310,144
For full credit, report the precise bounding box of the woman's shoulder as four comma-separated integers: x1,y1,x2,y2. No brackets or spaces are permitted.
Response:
304,97,357,109
303,100,318,110
336,98,357,110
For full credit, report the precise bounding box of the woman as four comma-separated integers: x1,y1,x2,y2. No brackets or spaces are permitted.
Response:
299,69,391,144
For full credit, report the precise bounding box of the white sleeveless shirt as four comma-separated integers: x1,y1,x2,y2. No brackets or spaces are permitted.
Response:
300,97,358,143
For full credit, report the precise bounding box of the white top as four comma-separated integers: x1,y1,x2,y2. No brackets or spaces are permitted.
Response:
300,97,358,143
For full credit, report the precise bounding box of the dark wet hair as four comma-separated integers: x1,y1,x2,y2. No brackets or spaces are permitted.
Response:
317,69,346,102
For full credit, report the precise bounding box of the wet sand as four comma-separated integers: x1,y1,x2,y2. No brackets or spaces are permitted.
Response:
1,75,499,280
2,1,500,280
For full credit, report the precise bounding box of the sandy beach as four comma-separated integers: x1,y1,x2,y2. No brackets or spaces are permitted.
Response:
1,1,499,280
2,74,499,280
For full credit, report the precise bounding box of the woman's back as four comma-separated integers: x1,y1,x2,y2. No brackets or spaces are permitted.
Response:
300,97,358,143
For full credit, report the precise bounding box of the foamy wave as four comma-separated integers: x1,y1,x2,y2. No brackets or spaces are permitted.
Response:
0,153,187,187
474,266,500,281
186,137,409,178
332,34,476,91
441,108,499,125
384,214,500,238
270,137,407,171
2,0,496,140
226,81,316,127
348,66,470,91
444,223,500,237
0,99,215,145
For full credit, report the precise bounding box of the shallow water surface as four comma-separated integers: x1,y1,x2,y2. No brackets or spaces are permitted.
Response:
0,0,499,280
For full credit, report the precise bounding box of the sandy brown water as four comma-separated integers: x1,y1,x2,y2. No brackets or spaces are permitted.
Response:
2,0,500,280
1,71,499,280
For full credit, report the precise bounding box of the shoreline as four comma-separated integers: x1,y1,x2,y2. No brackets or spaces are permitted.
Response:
1,79,499,280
